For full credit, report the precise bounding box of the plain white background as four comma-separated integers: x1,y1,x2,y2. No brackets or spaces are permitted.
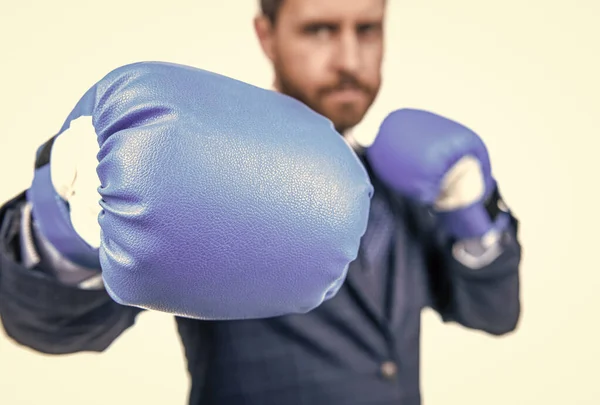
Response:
0,1,598,404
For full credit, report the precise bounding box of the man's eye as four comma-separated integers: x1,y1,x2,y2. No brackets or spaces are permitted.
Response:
304,24,337,37
357,24,381,36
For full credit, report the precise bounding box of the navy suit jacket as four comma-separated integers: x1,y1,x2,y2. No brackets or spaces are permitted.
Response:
0,160,522,405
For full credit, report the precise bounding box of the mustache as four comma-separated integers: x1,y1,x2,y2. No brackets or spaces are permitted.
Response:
319,75,372,95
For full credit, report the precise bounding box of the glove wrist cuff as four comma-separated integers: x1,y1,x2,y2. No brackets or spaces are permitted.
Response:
27,158,100,270
437,185,508,240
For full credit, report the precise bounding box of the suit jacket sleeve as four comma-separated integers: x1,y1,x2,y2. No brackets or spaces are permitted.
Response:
0,190,142,354
414,190,522,336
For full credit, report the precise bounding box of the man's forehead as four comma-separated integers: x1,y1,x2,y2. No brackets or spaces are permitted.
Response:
281,0,385,22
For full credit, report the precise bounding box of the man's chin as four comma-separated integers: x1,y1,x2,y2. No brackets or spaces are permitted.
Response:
330,111,366,133
309,100,368,133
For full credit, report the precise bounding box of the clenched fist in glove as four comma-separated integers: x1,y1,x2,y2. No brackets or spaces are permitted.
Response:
366,108,508,241
27,61,373,320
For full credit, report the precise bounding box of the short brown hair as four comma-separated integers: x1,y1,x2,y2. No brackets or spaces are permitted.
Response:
260,0,285,23
260,0,387,24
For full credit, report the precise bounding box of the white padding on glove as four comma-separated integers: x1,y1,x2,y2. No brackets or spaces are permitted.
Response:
435,156,486,211
50,116,102,249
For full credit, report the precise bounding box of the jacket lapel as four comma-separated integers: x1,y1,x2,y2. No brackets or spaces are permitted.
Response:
343,178,398,330
344,253,387,328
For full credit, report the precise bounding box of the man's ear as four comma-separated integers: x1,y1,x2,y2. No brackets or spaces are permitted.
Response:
254,15,276,62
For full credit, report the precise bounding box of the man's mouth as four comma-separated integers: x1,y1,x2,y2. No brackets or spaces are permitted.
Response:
325,87,364,103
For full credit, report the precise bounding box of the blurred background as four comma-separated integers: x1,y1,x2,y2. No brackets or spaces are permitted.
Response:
0,0,598,404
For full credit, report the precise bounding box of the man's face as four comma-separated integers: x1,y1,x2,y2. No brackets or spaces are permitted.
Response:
256,0,385,133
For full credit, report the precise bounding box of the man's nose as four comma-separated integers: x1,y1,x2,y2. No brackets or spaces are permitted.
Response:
334,32,361,74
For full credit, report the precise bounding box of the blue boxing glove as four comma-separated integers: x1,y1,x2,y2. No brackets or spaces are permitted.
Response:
26,61,373,319
366,108,508,240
